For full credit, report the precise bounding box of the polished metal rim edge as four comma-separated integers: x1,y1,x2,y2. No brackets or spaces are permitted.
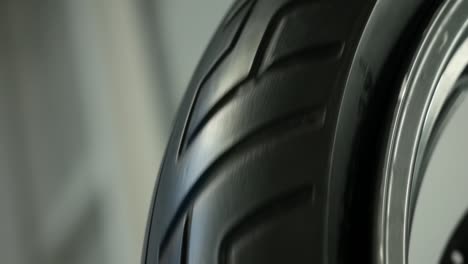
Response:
376,0,468,263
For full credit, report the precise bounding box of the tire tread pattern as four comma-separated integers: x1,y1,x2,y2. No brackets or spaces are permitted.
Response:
146,0,370,263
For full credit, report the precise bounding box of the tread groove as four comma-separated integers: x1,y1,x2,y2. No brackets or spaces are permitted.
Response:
184,0,323,151
161,107,326,256
178,0,256,157
219,185,314,264
180,209,192,264
185,78,249,147
250,0,314,75
260,41,345,74
222,0,254,30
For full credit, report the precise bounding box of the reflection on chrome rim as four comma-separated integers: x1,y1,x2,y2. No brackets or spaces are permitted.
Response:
409,76,468,264
376,0,468,263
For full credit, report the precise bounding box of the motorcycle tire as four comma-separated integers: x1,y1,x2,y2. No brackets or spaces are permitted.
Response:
143,0,468,263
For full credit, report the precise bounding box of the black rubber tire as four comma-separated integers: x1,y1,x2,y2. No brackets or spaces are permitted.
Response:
143,0,442,263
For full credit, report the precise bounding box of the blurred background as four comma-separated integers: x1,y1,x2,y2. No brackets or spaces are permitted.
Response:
0,0,232,263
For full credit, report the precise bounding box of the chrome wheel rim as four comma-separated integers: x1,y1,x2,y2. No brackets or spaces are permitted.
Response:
376,0,468,263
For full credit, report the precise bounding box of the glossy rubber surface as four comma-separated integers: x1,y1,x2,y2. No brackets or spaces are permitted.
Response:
142,0,440,263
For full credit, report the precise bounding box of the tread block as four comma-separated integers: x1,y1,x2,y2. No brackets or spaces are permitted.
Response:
225,201,322,264
185,57,337,148
261,2,349,72
153,59,336,262
182,0,297,153
193,0,254,84
184,0,348,152
180,0,255,155
187,127,329,264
